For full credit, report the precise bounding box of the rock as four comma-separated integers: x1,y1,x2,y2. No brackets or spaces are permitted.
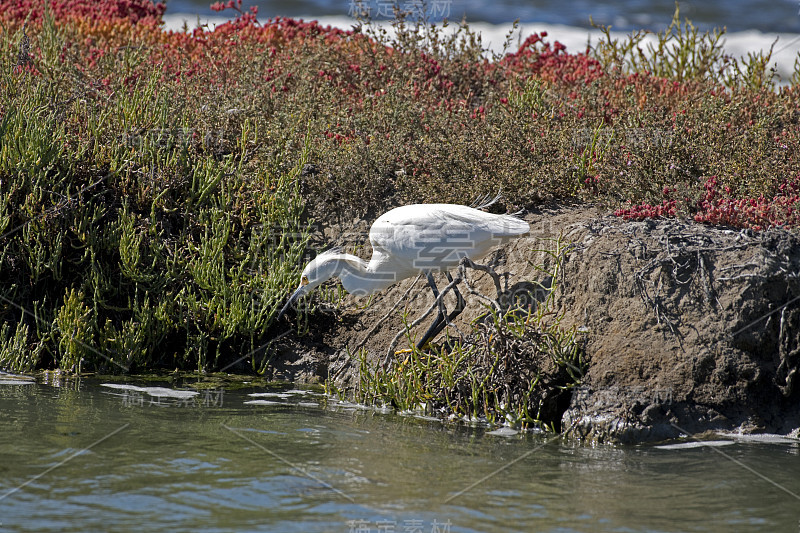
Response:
554,212,800,443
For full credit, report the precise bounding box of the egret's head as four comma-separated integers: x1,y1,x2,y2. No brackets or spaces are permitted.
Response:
277,250,345,319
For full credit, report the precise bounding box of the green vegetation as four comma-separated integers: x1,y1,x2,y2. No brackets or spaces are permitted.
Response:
341,239,585,430
0,1,798,389
1,12,311,372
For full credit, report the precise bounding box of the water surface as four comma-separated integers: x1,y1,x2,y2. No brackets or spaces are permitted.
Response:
165,0,800,33
1,376,798,532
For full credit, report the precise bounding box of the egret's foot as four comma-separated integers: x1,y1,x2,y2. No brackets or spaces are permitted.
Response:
383,348,413,371
416,340,441,352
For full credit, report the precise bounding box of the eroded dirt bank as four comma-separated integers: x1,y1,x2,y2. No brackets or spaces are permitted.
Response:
270,205,800,443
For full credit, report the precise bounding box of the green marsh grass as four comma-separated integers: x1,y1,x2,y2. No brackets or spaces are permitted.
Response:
0,17,312,373
1,3,799,373
591,4,780,90
345,239,585,431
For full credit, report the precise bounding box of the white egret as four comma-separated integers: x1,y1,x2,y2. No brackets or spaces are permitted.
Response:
277,202,530,348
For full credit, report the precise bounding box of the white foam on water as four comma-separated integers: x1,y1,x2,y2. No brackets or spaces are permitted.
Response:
655,440,735,450
248,392,291,398
244,399,288,405
486,426,520,437
719,432,800,444
334,400,372,410
409,413,440,422
161,14,800,83
100,383,198,399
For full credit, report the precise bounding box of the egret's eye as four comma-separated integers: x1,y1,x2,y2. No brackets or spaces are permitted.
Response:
301,275,309,286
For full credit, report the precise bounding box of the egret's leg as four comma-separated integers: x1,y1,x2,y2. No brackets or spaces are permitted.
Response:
421,272,467,347
416,272,448,350
426,271,441,298
416,271,468,350
446,272,466,322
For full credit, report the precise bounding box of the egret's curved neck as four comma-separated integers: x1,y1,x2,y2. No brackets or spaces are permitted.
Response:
334,254,397,296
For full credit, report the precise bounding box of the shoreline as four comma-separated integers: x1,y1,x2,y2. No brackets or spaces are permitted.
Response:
2,4,799,443
161,13,800,83
266,204,800,443
8,199,800,445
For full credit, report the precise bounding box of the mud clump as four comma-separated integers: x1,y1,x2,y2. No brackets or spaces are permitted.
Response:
554,212,800,442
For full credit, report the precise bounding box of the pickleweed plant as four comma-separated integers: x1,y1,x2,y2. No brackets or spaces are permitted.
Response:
589,4,778,90
0,1,798,373
0,7,314,373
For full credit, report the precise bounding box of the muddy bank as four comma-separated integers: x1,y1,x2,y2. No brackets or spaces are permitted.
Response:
270,205,800,443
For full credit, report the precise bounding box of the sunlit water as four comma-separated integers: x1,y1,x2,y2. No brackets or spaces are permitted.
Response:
166,0,800,33
159,4,800,83
1,375,799,532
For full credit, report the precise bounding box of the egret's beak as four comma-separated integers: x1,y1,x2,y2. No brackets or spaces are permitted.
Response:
276,284,308,321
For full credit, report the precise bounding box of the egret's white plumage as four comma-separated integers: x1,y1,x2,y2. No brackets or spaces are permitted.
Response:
278,203,529,324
